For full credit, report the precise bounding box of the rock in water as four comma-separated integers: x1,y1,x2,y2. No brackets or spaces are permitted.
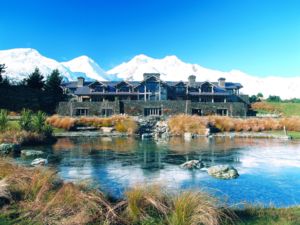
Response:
184,132,193,141
0,143,20,155
180,160,203,169
21,150,44,158
207,165,239,179
31,158,48,166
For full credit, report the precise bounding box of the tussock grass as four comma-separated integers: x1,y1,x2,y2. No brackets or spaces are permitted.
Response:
0,159,234,224
168,114,300,135
0,130,51,145
0,159,118,225
168,114,208,135
170,191,230,225
124,184,170,223
46,115,138,134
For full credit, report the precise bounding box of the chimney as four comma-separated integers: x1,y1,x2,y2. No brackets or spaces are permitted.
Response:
188,75,196,87
77,77,85,87
218,77,226,88
143,73,160,80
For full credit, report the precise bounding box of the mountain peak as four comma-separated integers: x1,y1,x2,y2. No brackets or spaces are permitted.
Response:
131,54,153,63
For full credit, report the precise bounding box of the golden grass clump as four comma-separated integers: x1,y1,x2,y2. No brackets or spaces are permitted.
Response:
170,191,232,225
0,130,48,145
168,114,208,135
46,115,138,134
125,184,170,222
279,117,300,131
0,159,117,225
168,115,300,134
46,115,77,130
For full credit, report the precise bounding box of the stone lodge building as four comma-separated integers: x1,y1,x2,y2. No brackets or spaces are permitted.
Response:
58,73,250,117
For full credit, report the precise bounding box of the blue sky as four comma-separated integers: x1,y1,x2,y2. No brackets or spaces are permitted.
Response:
0,0,299,77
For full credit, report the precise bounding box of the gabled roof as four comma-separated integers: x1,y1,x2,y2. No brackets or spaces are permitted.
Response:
88,81,107,87
115,80,133,88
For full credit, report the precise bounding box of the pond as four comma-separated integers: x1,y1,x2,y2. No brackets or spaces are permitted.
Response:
18,136,300,207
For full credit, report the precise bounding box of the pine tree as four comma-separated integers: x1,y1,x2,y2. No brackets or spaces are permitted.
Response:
44,69,64,112
45,69,63,92
25,67,45,90
0,64,7,83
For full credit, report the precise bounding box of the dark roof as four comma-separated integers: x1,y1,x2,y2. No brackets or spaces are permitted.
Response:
63,79,243,94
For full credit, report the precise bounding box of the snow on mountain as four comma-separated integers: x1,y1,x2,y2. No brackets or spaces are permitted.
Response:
0,48,110,82
107,54,300,99
0,48,299,99
0,48,76,81
62,55,117,81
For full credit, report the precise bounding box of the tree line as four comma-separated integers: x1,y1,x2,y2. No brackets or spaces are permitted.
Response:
0,64,65,114
249,92,300,103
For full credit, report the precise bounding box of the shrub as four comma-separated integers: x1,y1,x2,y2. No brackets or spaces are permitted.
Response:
0,109,8,131
169,191,230,225
19,109,33,131
32,111,47,133
125,185,170,223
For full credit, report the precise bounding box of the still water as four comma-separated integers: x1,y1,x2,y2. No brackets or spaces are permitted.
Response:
20,136,300,207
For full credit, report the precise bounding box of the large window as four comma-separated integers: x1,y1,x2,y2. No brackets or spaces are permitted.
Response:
101,108,113,117
144,108,162,116
75,108,89,116
216,109,228,116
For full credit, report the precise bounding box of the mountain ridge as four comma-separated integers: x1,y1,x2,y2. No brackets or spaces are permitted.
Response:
0,48,299,99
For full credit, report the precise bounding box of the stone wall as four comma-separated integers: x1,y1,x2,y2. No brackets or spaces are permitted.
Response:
57,101,120,116
122,100,190,116
190,102,247,117
57,100,248,117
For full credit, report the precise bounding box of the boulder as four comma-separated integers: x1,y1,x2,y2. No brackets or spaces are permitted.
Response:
184,132,193,141
0,143,20,155
101,127,115,133
207,165,239,179
21,150,44,158
180,160,203,169
0,179,12,207
31,158,48,166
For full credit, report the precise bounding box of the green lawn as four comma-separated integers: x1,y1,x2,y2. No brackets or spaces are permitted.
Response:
266,130,300,139
256,102,300,117
235,207,300,225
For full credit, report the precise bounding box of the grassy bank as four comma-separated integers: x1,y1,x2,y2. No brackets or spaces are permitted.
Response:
234,206,300,225
0,159,232,225
252,102,300,116
0,110,55,146
46,115,138,134
168,115,300,136
1,159,300,225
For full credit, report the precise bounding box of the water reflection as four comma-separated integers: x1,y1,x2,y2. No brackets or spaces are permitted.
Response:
25,136,300,207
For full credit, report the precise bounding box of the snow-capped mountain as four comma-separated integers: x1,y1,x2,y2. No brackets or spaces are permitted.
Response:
0,48,299,99
62,55,118,81
0,48,109,82
107,54,300,99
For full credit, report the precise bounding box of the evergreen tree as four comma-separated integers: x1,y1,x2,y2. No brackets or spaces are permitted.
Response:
25,67,45,90
45,69,63,93
0,64,7,83
44,69,64,112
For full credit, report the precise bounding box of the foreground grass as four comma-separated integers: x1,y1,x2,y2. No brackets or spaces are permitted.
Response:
235,206,300,225
0,159,232,225
1,158,300,224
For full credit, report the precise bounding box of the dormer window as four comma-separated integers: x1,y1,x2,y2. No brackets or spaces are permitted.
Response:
201,82,213,93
